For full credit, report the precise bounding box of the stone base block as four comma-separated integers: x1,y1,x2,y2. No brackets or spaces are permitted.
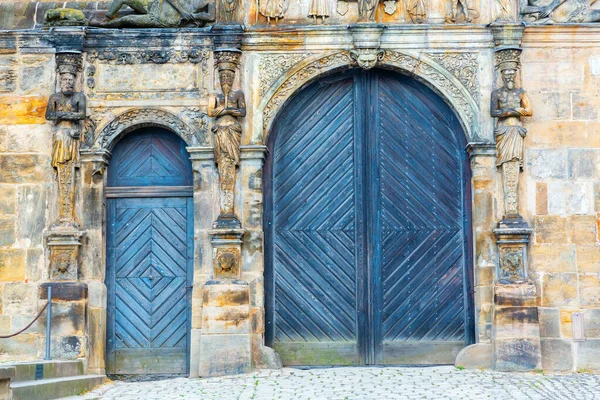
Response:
576,339,600,371
454,343,492,369
251,334,282,370
199,334,251,377
494,338,542,371
495,307,540,338
494,282,537,307
541,339,573,371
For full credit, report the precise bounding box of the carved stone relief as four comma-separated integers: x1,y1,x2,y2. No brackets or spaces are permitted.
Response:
309,0,330,22
0,68,16,93
259,53,311,97
87,49,209,65
259,0,289,23
427,52,479,103
521,0,600,23
407,0,427,23
261,50,480,143
445,0,479,23
358,0,379,21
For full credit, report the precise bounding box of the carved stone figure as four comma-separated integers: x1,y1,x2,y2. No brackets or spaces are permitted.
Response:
521,0,600,23
91,0,215,27
260,0,288,23
208,50,246,227
219,0,239,22
490,48,532,218
45,53,86,228
493,0,512,21
407,0,426,23
309,0,329,23
351,49,384,70
446,0,478,22
358,0,378,21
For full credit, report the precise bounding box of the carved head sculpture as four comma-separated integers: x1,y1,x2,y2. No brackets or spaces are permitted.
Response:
495,47,521,91
350,49,385,70
59,72,76,95
215,49,241,97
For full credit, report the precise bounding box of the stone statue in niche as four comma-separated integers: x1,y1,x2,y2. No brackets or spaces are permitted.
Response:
209,50,246,228
521,0,600,23
446,0,478,22
90,0,216,27
490,48,532,219
407,0,427,23
260,0,288,23
309,0,330,23
358,0,379,21
45,53,86,228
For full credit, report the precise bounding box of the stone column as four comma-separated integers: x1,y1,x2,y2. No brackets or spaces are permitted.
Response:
42,31,90,361
490,23,542,371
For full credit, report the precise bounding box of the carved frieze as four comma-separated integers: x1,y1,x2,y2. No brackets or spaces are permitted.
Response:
259,53,311,97
521,0,600,23
87,49,210,65
426,52,479,103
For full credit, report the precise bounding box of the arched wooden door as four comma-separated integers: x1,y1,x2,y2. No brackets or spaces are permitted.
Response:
265,69,474,366
106,128,194,374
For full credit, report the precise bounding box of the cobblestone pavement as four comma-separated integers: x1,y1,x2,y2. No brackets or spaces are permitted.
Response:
65,366,600,400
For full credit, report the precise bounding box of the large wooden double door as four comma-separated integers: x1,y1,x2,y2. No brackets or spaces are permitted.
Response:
106,128,194,374
265,69,474,365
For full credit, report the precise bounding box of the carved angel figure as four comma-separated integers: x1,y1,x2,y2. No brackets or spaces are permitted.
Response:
260,0,288,22
358,0,378,21
309,0,329,23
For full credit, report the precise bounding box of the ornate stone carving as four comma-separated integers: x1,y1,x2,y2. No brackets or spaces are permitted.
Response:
493,0,513,22
309,0,330,23
87,49,210,65
214,248,240,278
383,0,397,15
96,108,199,149
219,0,239,22
521,0,600,23
44,8,87,26
46,53,86,228
337,0,349,15
407,0,427,23
358,0,379,21
427,52,479,103
180,108,210,145
209,50,246,228
261,50,480,142
46,230,83,281
491,47,532,218
494,227,532,284
260,0,288,23
350,49,385,70
259,53,310,97
446,0,479,22
89,0,215,27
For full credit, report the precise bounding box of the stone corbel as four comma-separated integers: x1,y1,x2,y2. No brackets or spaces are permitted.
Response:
79,148,112,179
349,24,385,70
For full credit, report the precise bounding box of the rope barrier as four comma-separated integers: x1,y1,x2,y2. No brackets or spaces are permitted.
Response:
0,302,48,339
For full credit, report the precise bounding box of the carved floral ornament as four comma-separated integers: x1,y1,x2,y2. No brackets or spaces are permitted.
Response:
83,108,206,151
258,50,480,143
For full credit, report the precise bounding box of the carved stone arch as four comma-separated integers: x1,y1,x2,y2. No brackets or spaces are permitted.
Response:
256,50,482,145
93,108,203,151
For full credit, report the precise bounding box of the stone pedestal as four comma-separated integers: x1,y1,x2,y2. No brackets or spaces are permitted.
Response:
199,281,252,377
46,229,83,281
493,283,542,371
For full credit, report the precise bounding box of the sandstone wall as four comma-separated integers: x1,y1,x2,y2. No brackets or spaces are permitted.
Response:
522,27,600,371
0,51,54,361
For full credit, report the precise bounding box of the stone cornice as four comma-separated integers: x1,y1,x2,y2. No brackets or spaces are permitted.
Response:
522,25,600,47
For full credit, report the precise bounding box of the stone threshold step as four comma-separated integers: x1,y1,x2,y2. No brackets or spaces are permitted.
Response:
11,374,106,400
9,360,85,382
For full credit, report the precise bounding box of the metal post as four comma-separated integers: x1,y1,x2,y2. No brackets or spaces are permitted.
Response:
44,286,52,360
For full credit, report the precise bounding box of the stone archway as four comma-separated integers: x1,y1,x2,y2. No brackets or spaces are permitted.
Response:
254,50,482,146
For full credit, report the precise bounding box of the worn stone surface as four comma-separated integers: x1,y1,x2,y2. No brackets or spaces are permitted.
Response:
199,334,251,377
541,339,573,371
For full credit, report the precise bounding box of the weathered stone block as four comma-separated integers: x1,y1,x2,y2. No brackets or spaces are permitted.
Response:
527,149,568,180
535,182,548,215
559,309,576,338
202,306,250,334
0,187,15,215
0,248,25,282
541,273,578,307
495,283,537,307
594,182,600,212
2,282,35,315
494,338,542,371
87,306,106,374
26,248,43,282
87,280,106,308
39,301,86,336
39,282,88,301
0,217,15,247
530,245,576,273
0,155,52,184
251,333,282,370
454,343,492,369
538,308,560,338
583,309,600,337
541,339,573,371
0,334,37,358
6,125,52,153
572,93,599,121
0,315,10,335
527,121,587,148
576,339,600,370
0,96,48,124
577,245,600,273
199,334,251,377
568,149,600,179
16,185,47,247
251,306,264,334
579,274,600,308
40,335,86,360
202,283,249,307
534,216,567,244
249,276,264,307
494,307,540,339
20,64,52,94
568,215,597,244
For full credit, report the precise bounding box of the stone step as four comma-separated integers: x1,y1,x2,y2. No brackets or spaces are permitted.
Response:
10,360,85,382
11,374,106,400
